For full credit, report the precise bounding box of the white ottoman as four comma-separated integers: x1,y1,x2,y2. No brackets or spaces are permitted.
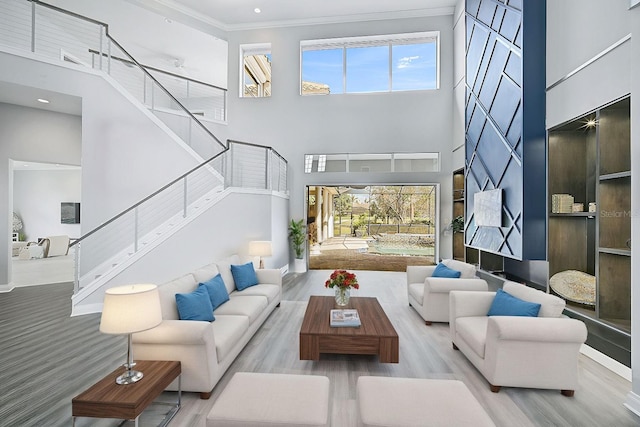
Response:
357,377,495,427
207,372,330,427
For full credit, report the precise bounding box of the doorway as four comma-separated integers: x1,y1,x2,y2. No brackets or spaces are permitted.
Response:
307,185,438,271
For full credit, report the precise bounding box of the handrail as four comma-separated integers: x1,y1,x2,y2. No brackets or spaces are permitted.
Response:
29,0,107,27
88,48,226,93
227,139,288,164
69,151,226,247
31,0,226,149
104,36,226,149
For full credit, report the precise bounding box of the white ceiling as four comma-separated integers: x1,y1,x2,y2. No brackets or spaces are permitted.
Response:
0,82,82,116
0,0,457,115
154,0,457,29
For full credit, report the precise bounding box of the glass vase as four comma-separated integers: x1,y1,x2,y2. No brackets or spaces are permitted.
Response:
335,287,350,306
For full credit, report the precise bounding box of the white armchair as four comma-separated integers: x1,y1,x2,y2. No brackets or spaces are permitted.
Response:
407,259,488,324
450,281,588,396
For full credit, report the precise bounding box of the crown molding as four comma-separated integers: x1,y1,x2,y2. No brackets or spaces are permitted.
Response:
142,1,454,33
226,7,455,31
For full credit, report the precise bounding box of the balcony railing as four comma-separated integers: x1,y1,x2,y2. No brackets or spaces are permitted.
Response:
0,0,227,160
0,0,288,293
71,141,287,292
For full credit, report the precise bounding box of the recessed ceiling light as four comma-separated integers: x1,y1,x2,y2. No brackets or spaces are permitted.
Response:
254,8,261,13
37,98,49,104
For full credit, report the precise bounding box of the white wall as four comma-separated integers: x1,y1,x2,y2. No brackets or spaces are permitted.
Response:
13,169,82,241
0,51,205,227
546,1,632,127
546,0,639,415
225,14,456,259
630,4,640,413
74,190,289,310
0,103,81,286
0,50,212,286
452,0,466,170
48,0,228,88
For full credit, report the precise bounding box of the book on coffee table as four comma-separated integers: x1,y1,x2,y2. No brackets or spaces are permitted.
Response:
330,309,361,327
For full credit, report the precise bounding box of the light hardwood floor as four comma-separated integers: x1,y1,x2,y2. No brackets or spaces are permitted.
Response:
1,270,638,426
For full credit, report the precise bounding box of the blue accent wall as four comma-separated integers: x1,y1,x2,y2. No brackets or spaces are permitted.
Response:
465,0,546,260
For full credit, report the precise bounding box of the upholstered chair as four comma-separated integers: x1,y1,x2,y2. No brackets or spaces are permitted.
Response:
450,281,588,395
406,259,488,325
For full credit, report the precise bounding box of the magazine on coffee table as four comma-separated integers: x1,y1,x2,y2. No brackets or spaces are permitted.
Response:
330,309,361,327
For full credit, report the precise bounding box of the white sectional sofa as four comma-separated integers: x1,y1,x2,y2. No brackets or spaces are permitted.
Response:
132,254,282,399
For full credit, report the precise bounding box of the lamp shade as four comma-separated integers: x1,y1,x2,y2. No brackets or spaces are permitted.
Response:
248,240,272,257
100,284,162,335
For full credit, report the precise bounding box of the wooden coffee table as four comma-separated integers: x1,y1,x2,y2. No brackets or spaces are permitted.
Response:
300,296,399,363
72,360,181,427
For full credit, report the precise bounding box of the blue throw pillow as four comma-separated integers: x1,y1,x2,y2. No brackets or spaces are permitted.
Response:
199,274,229,310
231,262,259,291
487,288,541,317
432,262,461,278
175,286,214,321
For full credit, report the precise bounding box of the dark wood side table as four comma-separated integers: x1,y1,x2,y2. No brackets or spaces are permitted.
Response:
72,360,181,427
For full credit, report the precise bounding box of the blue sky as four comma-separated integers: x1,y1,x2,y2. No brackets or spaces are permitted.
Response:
302,42,436,94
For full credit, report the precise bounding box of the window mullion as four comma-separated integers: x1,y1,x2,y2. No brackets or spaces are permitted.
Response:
388,42,393,92
342,47,347,94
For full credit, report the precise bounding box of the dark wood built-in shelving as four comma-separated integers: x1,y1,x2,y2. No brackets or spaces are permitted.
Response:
547,96,631,335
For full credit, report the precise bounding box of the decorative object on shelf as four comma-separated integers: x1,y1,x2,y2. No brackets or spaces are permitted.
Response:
450,215,464,233
572,203,583,212
626,239,631,249
549,270,596,306
551,194,574,213
100,284,162,384
248,240,272,269
589,202,597,212
325,269,359,306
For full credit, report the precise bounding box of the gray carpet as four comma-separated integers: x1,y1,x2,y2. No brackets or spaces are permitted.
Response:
0,282,125,427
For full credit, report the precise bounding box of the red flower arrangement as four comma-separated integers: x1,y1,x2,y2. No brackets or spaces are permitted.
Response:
325,269,359,290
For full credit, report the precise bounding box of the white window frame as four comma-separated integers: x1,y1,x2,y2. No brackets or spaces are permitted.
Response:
300,31,440,95
240,43,272,98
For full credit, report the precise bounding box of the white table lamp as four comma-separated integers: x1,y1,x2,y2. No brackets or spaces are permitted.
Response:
249,240,272,268
100,284,162,385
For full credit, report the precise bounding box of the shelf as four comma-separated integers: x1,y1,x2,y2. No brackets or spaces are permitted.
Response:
453,198,464,202
549,212,596,218
600,171,631,181
548,96,630,336
599,247,631,256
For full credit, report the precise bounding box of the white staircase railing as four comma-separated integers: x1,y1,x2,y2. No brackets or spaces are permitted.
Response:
72,141,287,293
0,0,289,293
1,0,227,158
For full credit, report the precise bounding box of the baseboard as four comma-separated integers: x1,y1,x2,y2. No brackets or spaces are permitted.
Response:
0,283,15,293
71,302,102,317
581,344,631,381
625,391,640,417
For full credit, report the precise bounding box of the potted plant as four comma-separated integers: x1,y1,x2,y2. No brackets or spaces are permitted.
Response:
288,219,306,272
450,215,464,233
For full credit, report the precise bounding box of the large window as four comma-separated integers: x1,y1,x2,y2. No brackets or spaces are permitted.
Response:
240,43,271,98
301,32,439,95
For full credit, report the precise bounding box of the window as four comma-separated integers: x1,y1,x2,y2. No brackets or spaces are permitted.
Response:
241,43,271,98
301,32,438,95
304,152,440,173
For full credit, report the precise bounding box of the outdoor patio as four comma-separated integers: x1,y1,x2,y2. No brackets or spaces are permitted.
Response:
308,236,435,271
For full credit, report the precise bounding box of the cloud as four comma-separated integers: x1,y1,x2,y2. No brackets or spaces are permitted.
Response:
397,55,420,69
